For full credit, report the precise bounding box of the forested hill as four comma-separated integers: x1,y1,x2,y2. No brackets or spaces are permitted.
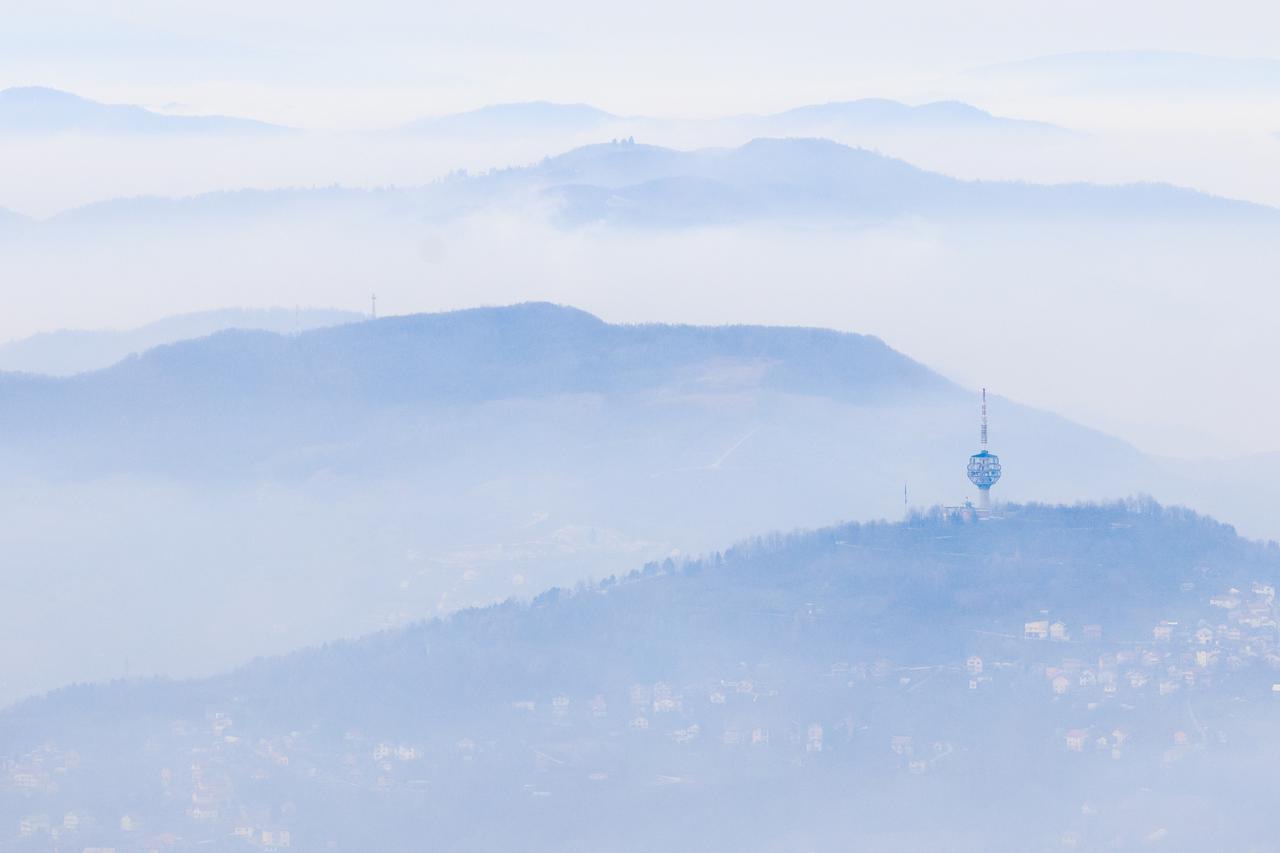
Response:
0,302,950,414
0,302,964,479
230,501,1277,723
8,500,1274,736
5,500,1280,851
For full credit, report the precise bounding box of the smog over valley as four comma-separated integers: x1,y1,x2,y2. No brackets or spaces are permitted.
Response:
2,2,1280,851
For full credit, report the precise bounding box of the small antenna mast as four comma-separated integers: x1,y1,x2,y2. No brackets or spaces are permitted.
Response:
980,388,988,448
371,293,378,319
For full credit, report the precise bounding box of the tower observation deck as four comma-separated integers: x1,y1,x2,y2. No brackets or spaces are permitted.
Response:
966,388,1002,510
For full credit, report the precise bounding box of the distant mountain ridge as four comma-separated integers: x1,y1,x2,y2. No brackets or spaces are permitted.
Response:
512,137,1275,226
8,137,1273,230
392,97,1070,139
759,98,1068,134
0,307,363,376
0,303,955,426
0,301,1146,525
0,89,1071,140
0,86,292,134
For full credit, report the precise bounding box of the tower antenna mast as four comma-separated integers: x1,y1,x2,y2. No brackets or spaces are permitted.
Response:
966,387,1002,512
981,388,988,448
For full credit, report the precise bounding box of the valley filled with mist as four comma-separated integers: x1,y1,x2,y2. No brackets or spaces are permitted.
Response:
3,9,1280,850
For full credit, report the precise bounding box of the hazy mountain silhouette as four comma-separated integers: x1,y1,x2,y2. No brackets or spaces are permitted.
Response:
21,138,1275,230
390,98,1069,141
759,98,1069,135
0,303,957,440
0,86,292,134
0,307,363,376
523,138,1274,225
5,500,1279,851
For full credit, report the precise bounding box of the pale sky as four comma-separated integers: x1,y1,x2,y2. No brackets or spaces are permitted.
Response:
2,1,1279,127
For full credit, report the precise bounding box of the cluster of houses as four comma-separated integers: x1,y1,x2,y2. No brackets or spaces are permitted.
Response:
4,744,79,797
9,579,1280,849
1010,581,1280,758
7,713,295,852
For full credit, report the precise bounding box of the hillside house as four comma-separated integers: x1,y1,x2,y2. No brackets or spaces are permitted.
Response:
262,829,292,848
1065,730,1088,752
19,814,50,836
1210,592,1241,610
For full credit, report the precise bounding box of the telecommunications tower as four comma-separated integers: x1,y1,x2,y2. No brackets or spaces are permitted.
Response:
966,388,1002,511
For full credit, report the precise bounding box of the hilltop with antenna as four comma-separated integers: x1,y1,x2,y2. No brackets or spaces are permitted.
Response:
967,388,1004,510
0,303,1166,704
5,500,1279,851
